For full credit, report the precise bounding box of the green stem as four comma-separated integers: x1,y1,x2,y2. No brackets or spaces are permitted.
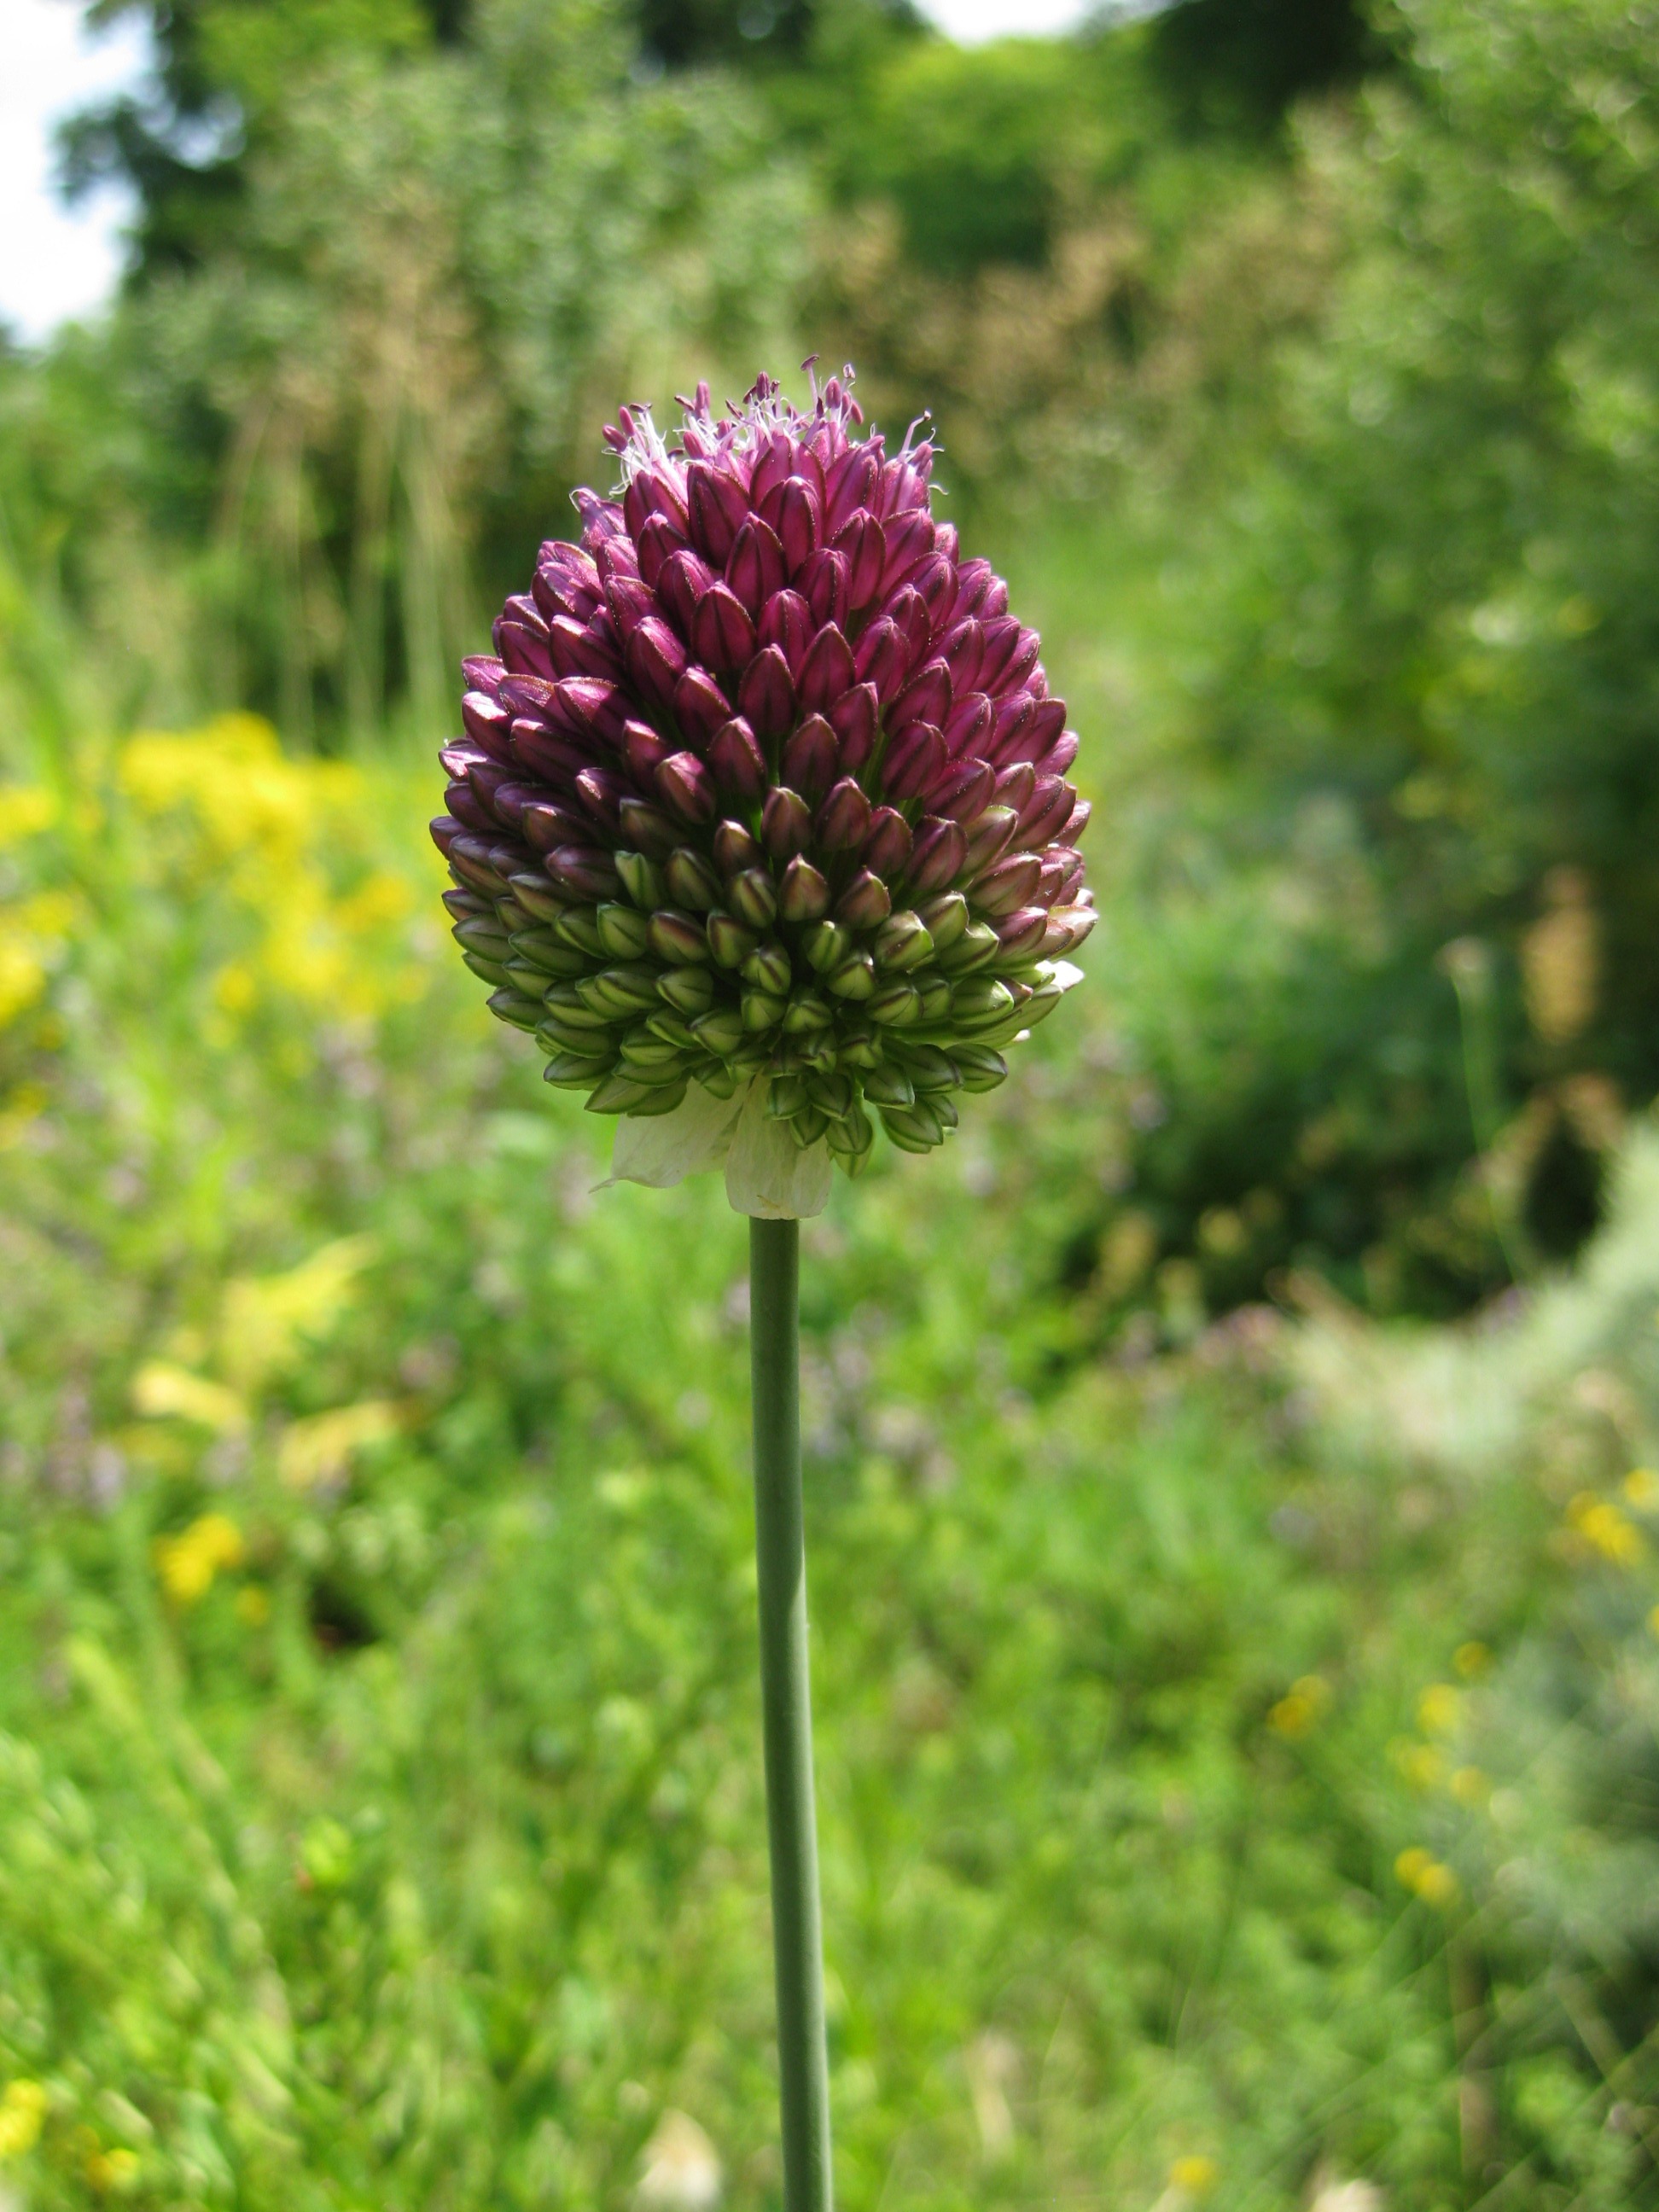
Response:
748,1217,834,2212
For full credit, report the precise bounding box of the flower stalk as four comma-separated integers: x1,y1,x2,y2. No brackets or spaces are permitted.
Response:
749,1217,834,2212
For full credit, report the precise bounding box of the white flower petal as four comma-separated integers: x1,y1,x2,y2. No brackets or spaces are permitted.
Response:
608,1080,745,1190
1052,959,1086,992
723,1083,833,1220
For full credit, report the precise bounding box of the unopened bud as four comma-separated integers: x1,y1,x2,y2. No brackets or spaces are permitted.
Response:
729,868,779,930
647,910,710,966
742,942,793,997
665,847,723,911
872,911,934,972
779,857,831,923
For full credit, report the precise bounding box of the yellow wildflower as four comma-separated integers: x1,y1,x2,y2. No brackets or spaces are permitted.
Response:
1449,1766,1490,1807
0,788,59,846
1622,1467,1659,1512
1167,2155,1220,2199
1452,1641,1491,1678
1268,1674,1331,1738
1395,1847,1458,1907
0,2079,47,2158
86,2145,141,2192
1566,1492,1645,1565
1417,1684,1462,1737
154,1513,245,1605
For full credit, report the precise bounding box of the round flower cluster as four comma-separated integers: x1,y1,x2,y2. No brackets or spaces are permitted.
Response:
432,368,1091,1189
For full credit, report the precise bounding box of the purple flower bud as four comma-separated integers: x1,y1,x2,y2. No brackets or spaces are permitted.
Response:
961,805,1019,877
835,869,892,930
928,759,994,825
626,617,690,710
828,683,879,773
445,779,493,834
656,548,717,636
1068,800,1092,842
692,583,757,670
893,660,952,731
686,459,750,565
617,796,678,859
604,573,655,639
972,853,1042,917
497,620,555,681
800,548,849,629
672,667,732,747
824,442,879,533
992,906,1050,962
882,723,946,804
771,476,820,570
758,590,812,677
1037,730,1080,777
623,719,672,787
834,512,886,610
462,690,513,756
779,856,831,923
521,799,586,853
781,714,839,801
762,787,812,862
657,751,717,826
462,653,505,691
666,847,724,911
635,513,690,589
573,767,628,831
548,845,622,902
795,624,856,716
886,586,932,661
853,620,907,696
510,722,587,787
987,692,1036,766
911,555,956,625
713,818,763,875
727,515,787,614
877,509,934,597
907,816,969,895
1017,777,1075,847
546,615,620,681
817,777,871,853
739,644,795,741
862,806,913,879
557,678,628,744
707,716,767,806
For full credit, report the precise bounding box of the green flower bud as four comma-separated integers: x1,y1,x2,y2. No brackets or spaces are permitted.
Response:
950,976,1016,1023
708,911,760,968
506,872,567,923
862,1062,917,1109
454,919,511,960
555,905,606,958
894,1044,959,1093
937,922,999,974
729,869,779,930
872,911,934,971
690,1007,745,1057
790,1106,830,1149
666,847,723,912
614,850,667,911
657,966,715,1016
597,902,651,959
827,952,876,999
542,982,615,1031
509,928,588,977
487,990,544,1031
825,1103,875,1161
742,942,793,996
783,993,832,1033
802,920,851,975
916,973,953,1023
869,980,922,1027
742,988,787,1033
806,1072,855,1120
463,951,514,987
952,1044,1009,1092
767,1075,810,1121
647,1010,701,1052
646,910,709,965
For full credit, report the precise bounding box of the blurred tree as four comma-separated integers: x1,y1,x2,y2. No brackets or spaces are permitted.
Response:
1148,0,1386,134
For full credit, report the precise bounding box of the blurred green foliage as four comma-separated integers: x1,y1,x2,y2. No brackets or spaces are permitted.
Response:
0,721,1656,2209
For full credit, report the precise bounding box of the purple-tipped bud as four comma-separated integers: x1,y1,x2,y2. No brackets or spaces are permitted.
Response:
1018,776,1074,847
835,868,893,930
800,548,849,629
817,776,871,853
713,818,763,876
972,853,1043,917
739,644,795,741
825,443,879,532
961,806,1019,877
994,761,1037,816
727,515,787,614
761,787,812,862
862,806,914,879
657,751,717,826
604,573,655,639
835,512,886,610
573,766,628,831
772,476,820,570
758,590,812,677
521,799,585,853
692,583,757,670
622,719,672,787
854,619,907,696
647,910,710,965
686,459,750,565
665,847,723,911
992,906,1050,962
657,548,716,636
1037,729,1080,777
873,911,934,971
616,796,678,859
907,816,969,895
463,690,513,755
894,660,952,732
557,678,628,743
1068,799,1092,842
928,759,995,825
779,857,831,923
730,868,780,929
444,778,492,835
707,717,767,806
707,913,760,969
672,667,732,747
828,683,879,773
781,715,839,801
938,619,985,693
795,624,856,715
635,513,689,589
548,845,621,902
883,723,947,805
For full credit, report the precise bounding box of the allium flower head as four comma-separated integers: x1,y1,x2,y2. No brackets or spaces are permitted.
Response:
432,366,1092,1216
